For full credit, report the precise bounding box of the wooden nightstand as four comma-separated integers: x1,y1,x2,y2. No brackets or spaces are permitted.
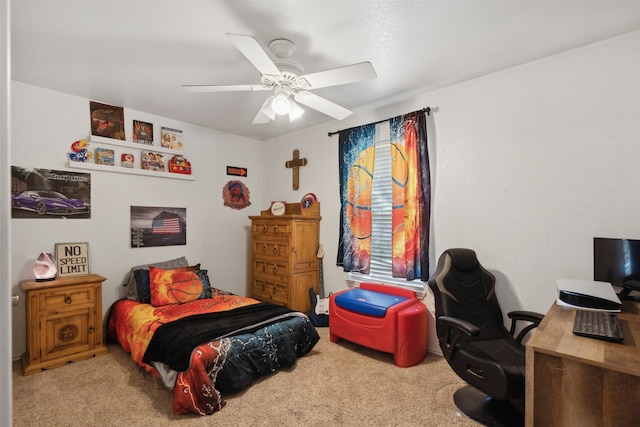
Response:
20,274,109,375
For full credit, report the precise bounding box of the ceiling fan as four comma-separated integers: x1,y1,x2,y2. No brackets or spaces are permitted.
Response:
182,33,377,124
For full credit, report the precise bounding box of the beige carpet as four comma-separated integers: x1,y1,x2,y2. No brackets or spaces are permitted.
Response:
13,328,479,426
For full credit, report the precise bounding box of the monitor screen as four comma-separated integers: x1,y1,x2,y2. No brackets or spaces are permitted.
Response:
594,237,640,291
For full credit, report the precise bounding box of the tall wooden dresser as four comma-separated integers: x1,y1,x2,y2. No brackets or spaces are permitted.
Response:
20,274,109,375
249,202,321,314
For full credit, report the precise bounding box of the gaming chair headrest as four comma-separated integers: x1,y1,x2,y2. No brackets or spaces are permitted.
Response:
445,248,479,273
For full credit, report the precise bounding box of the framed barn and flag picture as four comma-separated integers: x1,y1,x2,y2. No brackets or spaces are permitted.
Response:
130,206,186,248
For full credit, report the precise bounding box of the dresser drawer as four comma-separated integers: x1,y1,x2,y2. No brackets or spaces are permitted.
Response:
252,220,291,237
252,240,289,259
253,259,289,279
38,285,94,311
252,279,288,306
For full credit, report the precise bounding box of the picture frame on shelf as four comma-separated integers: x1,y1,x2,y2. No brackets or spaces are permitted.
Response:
95,147,115,165
89,101,125,140
132,120,154,145
160,127,183,150
141,151,166,171
54,242,90,278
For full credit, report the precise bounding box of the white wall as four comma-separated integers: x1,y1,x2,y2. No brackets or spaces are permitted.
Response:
263,30,640,351
10,82,265,359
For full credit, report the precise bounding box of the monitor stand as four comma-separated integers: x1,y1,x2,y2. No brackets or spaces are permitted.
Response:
617,284,640,302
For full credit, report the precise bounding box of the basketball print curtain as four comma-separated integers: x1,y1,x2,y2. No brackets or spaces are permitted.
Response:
337,123,376,273
337,110,430,281
390,111,430,280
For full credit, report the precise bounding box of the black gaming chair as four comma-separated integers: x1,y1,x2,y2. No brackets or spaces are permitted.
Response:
428,248,543,427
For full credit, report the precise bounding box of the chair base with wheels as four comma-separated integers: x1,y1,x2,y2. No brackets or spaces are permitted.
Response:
454,386,524,427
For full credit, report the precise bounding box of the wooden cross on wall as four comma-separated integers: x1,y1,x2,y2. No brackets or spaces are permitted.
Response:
285,149,307,190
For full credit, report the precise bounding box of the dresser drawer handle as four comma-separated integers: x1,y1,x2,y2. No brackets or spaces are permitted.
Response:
272,247,278,255
262,264,266,273
64,295,72,304
262,225,267,234
261,244,267,253
272,225,278,234
88,326,95,334
272,265,278,274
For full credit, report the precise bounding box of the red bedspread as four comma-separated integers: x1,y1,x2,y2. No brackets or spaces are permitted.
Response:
109,295,260,373
107,295,319,415
109,295,258,414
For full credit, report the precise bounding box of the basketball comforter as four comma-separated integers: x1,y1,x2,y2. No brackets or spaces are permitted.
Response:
107,295,319,415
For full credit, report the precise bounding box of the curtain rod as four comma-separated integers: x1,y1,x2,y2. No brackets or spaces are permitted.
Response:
327,107,431,137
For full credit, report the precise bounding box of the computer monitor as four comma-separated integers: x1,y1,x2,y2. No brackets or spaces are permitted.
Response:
594,237,640,301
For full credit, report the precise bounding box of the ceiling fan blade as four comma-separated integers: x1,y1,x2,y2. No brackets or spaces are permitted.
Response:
300,62,376,89
182,84,270,93
252,97,276,124
294,91,352,120
226,33,282,79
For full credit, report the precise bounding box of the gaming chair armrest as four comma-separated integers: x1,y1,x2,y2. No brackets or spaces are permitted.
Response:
437,315,480,361
507,310,544,342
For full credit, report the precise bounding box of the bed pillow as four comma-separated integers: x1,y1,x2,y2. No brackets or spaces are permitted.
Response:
196,269,233,298
122,256,190,301
149,265,204,306
196,269,213,298
134,263,199,304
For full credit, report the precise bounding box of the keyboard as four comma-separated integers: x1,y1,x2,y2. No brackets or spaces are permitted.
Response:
573,310,624,343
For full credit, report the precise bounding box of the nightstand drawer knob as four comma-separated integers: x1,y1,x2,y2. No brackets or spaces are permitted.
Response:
64,295,72,304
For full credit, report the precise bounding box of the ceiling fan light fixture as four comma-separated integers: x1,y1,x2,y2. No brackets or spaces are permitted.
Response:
260,96,276,120
288,100,304,121
271,92,291,115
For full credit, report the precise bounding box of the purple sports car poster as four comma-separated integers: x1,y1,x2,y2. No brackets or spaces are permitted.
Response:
10,166,91,219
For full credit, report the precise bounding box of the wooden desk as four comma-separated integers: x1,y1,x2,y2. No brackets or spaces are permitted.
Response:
526,301,640,426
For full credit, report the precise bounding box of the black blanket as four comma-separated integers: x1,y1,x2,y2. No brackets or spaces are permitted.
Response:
142,302,295,371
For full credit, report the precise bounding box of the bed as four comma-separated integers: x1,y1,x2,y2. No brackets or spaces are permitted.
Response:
107,257,320,415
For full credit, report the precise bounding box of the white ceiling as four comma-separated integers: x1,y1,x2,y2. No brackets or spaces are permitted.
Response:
10,1,640,141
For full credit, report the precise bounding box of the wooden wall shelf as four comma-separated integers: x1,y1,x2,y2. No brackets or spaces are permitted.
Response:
66,135,195,180
68,160,195,180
